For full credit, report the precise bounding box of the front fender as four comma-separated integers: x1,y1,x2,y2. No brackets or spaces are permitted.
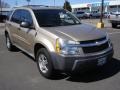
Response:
35,36,55,53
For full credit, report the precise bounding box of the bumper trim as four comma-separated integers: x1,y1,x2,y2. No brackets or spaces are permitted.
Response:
72,49,113,71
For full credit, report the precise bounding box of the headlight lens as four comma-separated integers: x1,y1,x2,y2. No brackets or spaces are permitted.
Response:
56,39,82,55
106,33,112,47
106,33,109,40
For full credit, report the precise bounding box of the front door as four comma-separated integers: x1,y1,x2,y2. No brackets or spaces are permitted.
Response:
18,10,36,54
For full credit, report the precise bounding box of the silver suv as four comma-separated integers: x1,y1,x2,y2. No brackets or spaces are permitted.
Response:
5,6,113,79
109,11,120,28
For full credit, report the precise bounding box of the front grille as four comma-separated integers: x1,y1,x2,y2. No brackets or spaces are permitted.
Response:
82,42,109,53
80,37,106,44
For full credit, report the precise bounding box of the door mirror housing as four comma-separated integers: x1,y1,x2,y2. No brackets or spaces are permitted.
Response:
20,21,30,28
20,21,35,29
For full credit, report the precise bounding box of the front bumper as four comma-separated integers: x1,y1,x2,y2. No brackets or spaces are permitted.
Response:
51,47,113,72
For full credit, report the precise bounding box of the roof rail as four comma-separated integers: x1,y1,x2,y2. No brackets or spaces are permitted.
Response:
23,5,49,7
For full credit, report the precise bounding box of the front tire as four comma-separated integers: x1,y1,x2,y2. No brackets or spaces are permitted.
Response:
36,48,55,79
112,23,117,28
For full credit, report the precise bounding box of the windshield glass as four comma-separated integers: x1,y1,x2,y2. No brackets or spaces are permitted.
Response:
33,9,81,27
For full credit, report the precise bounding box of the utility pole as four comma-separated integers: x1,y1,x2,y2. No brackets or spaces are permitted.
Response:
0,0,2,15
26,0,30,6
97,0,104,28
117,0,119,12
15,0,18,6
100,0,104,23
54,0,55,6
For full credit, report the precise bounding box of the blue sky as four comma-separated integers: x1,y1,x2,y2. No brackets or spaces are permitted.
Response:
4,0,111,7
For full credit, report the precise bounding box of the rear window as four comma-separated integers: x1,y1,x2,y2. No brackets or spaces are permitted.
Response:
77,12,85,14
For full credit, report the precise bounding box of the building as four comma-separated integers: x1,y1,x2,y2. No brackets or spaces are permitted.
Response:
0,8,11,15
71,0,120,13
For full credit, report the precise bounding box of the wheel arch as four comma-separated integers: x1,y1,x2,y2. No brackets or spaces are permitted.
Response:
34,43,49,59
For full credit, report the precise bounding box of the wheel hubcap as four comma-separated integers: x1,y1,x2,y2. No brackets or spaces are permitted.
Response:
6,36,10,48
38,54,48,73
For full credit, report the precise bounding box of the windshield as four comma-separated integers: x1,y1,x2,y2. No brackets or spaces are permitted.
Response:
33,9,81,27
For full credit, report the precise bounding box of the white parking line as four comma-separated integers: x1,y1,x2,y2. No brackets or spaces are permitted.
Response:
0,51,7,54
109,31,120,35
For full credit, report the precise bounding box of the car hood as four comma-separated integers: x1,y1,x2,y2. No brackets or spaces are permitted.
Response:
42,24,106,41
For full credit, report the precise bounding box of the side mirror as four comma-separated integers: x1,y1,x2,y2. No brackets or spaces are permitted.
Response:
20,21,30,28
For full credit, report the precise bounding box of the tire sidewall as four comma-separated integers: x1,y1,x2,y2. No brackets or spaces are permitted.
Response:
112,23,117,28
36,48,54,78
6,34,12,51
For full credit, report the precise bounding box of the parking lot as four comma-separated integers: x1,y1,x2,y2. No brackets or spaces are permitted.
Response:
0,19,120,90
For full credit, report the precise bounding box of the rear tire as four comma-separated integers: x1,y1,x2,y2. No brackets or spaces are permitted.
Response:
112,23,117,28
5,34,15,51
36,48,56,79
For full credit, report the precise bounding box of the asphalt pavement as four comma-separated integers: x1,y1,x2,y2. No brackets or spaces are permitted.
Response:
0,21,120,90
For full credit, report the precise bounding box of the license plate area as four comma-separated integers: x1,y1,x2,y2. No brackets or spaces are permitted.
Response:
97,57,107,66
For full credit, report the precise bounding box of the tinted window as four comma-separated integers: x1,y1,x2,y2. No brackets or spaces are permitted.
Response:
33,9,81,27
77,12,85,14
21,10,33,25
11,9,33,25
11,10,21,24
7,11,13,20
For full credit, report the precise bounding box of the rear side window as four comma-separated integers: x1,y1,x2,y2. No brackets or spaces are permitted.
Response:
7,11,13,20
11,10,22,24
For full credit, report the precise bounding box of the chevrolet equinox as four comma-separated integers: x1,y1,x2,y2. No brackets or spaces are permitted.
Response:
5,6,113,79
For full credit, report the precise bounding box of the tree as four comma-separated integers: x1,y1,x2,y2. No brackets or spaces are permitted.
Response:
63,0,72,12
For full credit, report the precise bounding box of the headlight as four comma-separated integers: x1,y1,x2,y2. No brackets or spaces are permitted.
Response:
106,33,112,47
56,38,82,55
106,33,109,40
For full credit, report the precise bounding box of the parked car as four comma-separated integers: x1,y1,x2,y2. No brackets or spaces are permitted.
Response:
84,12,91,18
90,11,101,18
5,6,113,79
74,11,86,19
109,11,120,28
104,12,111,18
0,14,7,22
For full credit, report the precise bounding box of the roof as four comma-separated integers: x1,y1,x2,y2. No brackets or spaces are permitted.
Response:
21,5,63,10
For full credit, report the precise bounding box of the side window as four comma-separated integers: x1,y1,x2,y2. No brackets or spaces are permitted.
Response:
7,11,13,20
21,10,33,25
11,10,21,24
